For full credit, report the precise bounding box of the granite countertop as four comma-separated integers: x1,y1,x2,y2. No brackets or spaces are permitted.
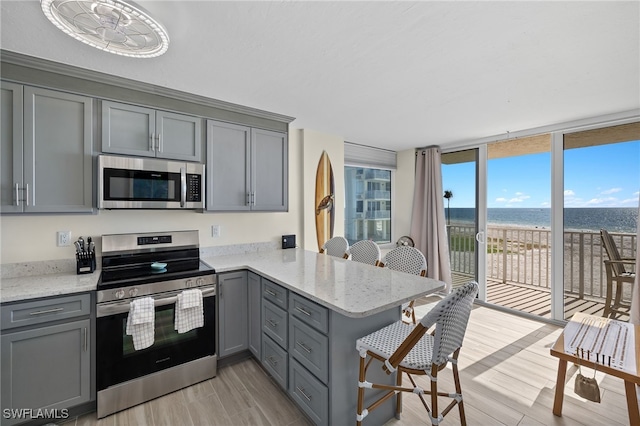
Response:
203,248,445,318
1,270,101,304
1,248,446,316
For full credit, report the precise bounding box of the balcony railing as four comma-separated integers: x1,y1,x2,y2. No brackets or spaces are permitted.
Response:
447,225,636,303
362,190,391,200
363,170,390,180
364,210,391,219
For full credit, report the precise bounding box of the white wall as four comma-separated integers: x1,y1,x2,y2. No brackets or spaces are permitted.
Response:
0,130,306,264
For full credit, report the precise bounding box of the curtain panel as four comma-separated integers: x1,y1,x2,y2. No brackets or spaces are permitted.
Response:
410,146,452,292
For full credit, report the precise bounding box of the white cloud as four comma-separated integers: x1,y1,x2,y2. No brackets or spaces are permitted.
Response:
495,197,507,203
564,189,575,196
601,187,622,195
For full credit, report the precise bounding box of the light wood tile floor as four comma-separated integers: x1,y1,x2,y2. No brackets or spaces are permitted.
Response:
68,305,634,426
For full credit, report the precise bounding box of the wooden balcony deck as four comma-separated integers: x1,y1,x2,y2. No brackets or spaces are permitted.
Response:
438,272,631,322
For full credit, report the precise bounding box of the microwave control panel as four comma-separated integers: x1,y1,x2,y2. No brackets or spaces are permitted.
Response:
186,174,202,202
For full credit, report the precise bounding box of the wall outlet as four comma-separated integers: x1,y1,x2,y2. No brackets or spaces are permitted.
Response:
57,231,72,247
211,225,221,238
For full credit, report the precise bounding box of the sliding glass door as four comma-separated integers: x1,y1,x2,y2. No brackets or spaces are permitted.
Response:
562,123,640,321
441,148,487,299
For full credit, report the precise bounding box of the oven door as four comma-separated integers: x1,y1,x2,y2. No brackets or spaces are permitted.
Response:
96,286,215,391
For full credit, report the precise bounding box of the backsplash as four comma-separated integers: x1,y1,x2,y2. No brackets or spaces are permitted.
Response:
0,242,280,279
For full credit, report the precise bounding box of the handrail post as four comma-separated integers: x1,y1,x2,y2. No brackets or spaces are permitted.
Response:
578,233,584,299
502,229,507,284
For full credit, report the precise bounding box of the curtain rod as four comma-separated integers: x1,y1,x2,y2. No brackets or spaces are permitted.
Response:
415,145,441,155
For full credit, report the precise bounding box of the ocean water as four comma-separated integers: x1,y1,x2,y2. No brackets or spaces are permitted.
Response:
446,207,638,233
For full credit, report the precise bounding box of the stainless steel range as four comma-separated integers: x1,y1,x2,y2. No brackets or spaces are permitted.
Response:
96,230,216,418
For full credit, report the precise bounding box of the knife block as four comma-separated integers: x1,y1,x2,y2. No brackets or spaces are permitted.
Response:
76,251,96,274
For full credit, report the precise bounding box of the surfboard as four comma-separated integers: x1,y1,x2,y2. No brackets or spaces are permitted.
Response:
315,151,335,251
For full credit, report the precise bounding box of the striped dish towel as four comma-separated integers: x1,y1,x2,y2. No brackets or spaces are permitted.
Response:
126,297,155,350
175,289,203,334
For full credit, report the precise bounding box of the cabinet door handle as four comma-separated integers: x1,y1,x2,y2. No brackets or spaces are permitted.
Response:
265,289,277,297
84,327,88,352
295,306,312,317
149,133,155,151
157,133,162,152
14,183,20,206
266,319,278,328
24,183,29,206
29,307,64,316
251,192,255,205
296,386,312,402
246,192,251,206
296,340,312,353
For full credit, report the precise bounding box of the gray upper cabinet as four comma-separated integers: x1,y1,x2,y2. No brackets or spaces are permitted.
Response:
206,120,288,211
102,100,202,162
1,83,93,213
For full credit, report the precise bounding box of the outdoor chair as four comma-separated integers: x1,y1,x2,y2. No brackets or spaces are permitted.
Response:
379,246,428,323
345,240,381,266
320,236,349,258
600,229,636,319
355,281,478,426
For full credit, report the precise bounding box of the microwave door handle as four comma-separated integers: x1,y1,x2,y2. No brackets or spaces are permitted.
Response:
180,167,186,208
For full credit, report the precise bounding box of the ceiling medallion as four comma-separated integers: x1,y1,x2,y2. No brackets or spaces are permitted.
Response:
40,0,169,58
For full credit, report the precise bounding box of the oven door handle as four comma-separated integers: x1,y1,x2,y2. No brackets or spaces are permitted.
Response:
97,287,216,318
180,167,186,208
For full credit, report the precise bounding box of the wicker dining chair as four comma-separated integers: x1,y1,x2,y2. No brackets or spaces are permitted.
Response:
320,236,349,258
345,240,382,266
600,229,636,318
379,246,428,323
355,281,478,426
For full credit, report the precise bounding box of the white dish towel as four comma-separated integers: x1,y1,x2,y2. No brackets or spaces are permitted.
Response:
126,297,155,350
175,289,204,334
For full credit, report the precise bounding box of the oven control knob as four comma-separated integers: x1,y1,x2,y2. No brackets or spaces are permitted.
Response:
115,289,125,299
129,288,139,298
186,279,194,288
196,278,204,286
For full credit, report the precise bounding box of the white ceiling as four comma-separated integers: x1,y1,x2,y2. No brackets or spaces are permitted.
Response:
1,1,638,152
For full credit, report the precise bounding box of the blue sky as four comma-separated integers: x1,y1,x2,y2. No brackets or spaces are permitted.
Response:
442,140,640,208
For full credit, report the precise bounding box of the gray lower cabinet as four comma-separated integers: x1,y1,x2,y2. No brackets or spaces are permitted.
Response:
0,293,92,426
1,82,93,213
206,120,288,211
102,100,202,162
217,271,248,358
247,272,261,359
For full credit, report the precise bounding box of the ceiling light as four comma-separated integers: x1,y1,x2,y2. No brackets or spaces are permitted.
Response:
40,0,169,58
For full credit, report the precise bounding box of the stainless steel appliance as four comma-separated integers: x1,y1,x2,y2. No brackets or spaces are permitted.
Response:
96,230,216,418
97,154,205,209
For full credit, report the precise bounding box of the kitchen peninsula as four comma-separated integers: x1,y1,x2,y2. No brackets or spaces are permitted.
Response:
203,248,446,425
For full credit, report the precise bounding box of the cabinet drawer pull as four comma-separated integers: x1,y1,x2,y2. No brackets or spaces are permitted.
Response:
267,356,278,367
266,319,278,328
29,307,64,316
296,386,312,402
296,341,312,353
265,288,277,297
295,306,312,317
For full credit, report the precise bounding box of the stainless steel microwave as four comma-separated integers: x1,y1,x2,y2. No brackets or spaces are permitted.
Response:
98,155,205,209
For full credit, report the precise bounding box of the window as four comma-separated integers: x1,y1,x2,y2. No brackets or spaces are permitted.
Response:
344,166,392,244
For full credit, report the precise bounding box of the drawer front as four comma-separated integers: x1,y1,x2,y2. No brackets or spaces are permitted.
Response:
1,293,91,330
262,279,287,310
289,358,328,425
262,335,288,389
289,293,328,333
262,300,288,349
289,317,328,384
